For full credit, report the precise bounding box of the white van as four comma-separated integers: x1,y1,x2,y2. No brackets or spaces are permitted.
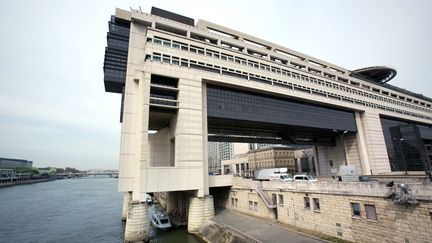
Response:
269,173,293,182
293,174,318,182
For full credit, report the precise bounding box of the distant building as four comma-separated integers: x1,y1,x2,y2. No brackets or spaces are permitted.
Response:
293,148,317,175
221,153,249,177
0,158,33,169
208,142,234,174
248,146,296,174
248,143,273,151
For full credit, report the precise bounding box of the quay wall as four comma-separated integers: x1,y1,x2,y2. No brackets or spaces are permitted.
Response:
225,178,432,242
0,178,55,188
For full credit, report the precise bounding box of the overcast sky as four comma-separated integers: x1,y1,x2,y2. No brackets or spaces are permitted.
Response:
1,0,431,169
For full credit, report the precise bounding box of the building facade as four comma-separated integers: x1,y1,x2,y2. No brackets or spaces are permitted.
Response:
102,6,432,240
248,146,296,174
227,178,432,243
208,142,234,174
0,158,33,169
221,153,249,177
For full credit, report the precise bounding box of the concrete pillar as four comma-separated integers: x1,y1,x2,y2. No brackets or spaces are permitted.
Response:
355,112,372,175
124,201,150,242
187,197,204,233
204,195,215,220
122,191,132,221
358,112,390,174
187,195,215,233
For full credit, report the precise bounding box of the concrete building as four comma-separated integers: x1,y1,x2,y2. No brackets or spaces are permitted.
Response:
0,158,33,169
221,153,249,177
208,142,233,174
102,6,432,240
226,177,432,243
248,146,296,174
294,147,317,175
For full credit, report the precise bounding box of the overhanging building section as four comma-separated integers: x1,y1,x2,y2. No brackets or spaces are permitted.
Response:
207,85,356,145
103,16,130,93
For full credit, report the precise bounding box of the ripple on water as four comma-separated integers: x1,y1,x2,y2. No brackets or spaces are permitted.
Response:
0,178,201,243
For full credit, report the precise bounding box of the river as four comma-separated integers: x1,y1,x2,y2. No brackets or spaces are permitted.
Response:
0,178,200,243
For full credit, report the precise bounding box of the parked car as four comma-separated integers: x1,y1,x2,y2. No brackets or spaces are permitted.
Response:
293,174,318,182
269,173,293,182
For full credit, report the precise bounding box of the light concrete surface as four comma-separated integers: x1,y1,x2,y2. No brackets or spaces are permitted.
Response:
124,201,150,242
208,175,233,187
122,191,132,220
212,209,324,243
112,7,432,200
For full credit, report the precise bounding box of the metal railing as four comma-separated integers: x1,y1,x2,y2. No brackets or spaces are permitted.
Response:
256,182,277,209
224,224,263,243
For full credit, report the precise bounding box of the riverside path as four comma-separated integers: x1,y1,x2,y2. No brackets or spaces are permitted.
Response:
211,209,324,243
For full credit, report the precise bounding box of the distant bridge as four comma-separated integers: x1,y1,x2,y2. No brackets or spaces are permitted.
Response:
55,172,119,178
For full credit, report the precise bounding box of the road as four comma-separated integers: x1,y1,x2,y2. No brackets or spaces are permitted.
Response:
211,209,324,243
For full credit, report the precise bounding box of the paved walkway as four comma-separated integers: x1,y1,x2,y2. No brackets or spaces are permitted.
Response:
211,209,324,243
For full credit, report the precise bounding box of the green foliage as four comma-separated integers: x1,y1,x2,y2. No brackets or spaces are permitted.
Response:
321,236,350,243
31,169,40,175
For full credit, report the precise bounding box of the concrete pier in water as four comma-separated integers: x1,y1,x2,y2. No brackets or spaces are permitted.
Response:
124,201,150,242
122,192,132,221
188,195,215,233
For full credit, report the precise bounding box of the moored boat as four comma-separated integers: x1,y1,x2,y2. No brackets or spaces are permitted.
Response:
149,204,172,230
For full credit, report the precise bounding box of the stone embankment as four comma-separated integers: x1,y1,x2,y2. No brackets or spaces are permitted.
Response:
0,178,54,188
197,220,250,243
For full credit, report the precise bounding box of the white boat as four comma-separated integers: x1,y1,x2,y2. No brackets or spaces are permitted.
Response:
150,205,172,230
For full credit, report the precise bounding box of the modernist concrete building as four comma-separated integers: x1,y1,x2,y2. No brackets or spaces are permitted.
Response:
103,7,432,241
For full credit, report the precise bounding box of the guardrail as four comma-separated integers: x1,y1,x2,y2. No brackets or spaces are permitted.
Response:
224,224,263,243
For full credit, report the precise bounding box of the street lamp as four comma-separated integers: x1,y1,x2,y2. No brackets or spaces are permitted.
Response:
399,138,408,175
341,131,348,166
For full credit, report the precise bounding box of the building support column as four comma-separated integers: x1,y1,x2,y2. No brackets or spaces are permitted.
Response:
187,195,214,233
124,201,150,242
122,191,132,221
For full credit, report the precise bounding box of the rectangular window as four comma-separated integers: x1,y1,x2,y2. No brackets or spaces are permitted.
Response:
313,198,320,211
254,202,258,212
365,204,377,221
304,197,310,209
279,194,284,206
231,198,235,206
249,201,253,211
351,203,361,217
235,198,238,208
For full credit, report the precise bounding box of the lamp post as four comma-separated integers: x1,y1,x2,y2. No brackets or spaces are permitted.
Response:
341,131,348,166
399,138,408,175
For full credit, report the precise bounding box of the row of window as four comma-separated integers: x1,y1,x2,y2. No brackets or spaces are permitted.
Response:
147,53,432,122
149,35,432,112
233,195,378,222
351,202,377,221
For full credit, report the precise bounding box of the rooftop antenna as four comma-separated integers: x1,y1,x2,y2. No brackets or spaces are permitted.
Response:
130,6,143,14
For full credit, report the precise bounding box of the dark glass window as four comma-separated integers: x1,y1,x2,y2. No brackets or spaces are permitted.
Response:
365,204,377,221
351,203,361,217
313,198,320,211
381,117,432,172
304,197,310,209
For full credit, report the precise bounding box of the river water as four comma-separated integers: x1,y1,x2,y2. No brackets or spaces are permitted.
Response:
0,178,200,243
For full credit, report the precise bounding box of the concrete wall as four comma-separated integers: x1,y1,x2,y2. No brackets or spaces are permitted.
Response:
226,178,432,242
149,127,172,167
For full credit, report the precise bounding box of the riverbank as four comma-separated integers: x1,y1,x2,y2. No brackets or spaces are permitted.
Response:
196,209,324,243
0,178,55,188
